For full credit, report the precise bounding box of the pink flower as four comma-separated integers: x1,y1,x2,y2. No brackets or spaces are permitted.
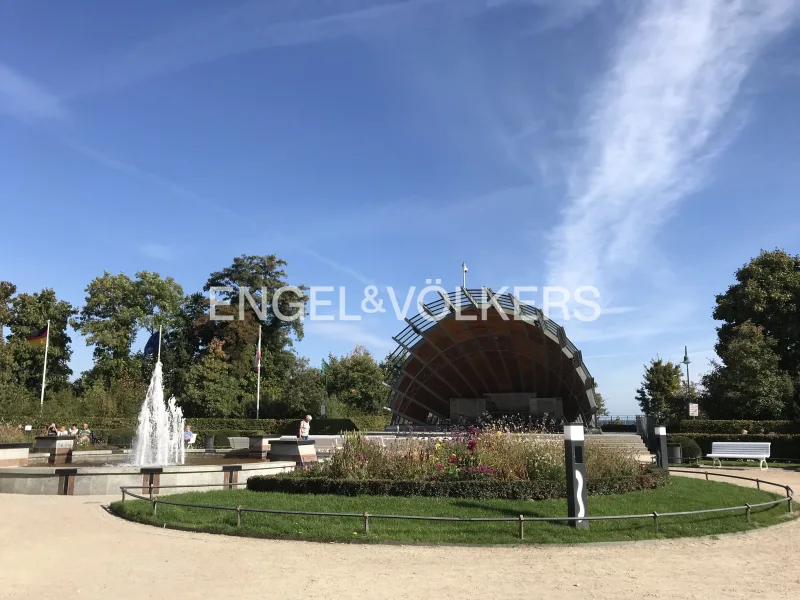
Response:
436,463,442,470
449,455,457,464
467,439,477,451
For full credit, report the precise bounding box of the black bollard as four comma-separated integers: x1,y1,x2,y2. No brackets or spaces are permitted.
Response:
655,427,669,470
564,424,589,529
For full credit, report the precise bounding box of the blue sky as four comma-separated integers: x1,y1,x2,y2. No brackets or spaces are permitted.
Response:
2,0,800,414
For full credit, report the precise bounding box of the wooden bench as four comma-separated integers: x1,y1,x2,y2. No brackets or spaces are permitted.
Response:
706,442,770,470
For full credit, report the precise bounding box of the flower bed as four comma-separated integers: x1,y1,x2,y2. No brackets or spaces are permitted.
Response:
248,431,669,499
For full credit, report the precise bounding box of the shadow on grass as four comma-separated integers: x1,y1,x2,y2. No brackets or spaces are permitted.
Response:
449,499,560,521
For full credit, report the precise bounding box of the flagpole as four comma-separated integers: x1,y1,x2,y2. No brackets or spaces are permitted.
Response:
39,320,50,412
462,262,467,288
256,325,262,420
157,325,162,364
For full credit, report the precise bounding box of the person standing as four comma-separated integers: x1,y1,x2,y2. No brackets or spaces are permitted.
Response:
298,415,312,440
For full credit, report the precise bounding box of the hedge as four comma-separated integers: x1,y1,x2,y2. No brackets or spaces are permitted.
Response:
599,423,637,433
670,420,800,434
247,466,669,500
668,433,800,460
5,416,391,438
668,436,702,460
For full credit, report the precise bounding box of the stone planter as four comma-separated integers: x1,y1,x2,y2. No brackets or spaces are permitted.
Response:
33,436,75,464
0,443,32,467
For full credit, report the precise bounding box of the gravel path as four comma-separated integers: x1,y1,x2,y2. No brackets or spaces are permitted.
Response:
1,467,798,600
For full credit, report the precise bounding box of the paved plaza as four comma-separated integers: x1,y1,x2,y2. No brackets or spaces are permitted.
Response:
1,468,798,600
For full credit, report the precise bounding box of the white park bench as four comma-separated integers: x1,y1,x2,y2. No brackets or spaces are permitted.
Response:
706,442,771,470
228,437,250,450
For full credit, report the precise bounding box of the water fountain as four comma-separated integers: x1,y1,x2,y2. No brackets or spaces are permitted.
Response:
1,360,296,496
130,361,185,466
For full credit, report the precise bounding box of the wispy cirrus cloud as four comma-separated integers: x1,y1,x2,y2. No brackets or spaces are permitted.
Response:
64,0,598,100
64,141,238,219
64,0,454,98
0,63,66,122
546,0,798,293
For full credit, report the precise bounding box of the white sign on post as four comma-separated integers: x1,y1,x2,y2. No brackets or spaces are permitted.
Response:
688,403,699,417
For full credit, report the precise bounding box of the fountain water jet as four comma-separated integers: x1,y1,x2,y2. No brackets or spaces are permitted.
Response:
130,361,185,466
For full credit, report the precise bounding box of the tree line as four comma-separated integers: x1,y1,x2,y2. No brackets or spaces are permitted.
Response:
0,254,392,420
636,249,800,422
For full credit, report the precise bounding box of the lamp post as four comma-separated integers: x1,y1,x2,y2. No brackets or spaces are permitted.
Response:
681,345,691,397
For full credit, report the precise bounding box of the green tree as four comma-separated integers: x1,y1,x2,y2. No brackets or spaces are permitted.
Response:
183,340,250,417
702,322,794,419
593,389,609,416
160,292,208,400
379,352,405,384
279,359,327,418
635,358,684,423
203,254,306,347
714,249,800,376
73,271,185,387
325,346,387,414
7,288,77,395
0,281,16,343
72,272,140,363
135,271,184,334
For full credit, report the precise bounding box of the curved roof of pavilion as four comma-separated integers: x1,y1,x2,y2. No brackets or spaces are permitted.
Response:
385,288,597,425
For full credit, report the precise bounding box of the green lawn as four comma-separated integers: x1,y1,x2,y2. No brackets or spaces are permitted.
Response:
110,477,795,545
677,460,800,469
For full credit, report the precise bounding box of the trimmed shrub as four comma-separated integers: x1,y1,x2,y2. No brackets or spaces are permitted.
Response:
7,416,387,436
669,436,702,460
102,428,136,448
247,465,669,500
671,420,799,434
599,423,637,433
668,433,800,460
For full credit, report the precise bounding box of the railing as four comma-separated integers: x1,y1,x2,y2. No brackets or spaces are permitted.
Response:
596,415,642,425
118,470,794,539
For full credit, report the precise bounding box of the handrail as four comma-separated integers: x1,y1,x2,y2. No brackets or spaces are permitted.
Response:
117,470,795,538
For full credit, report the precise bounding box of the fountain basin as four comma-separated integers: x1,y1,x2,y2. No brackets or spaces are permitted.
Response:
0,458,295,496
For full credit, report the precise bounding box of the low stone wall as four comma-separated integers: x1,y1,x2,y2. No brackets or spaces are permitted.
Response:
0,443,31,468
0,461,295,496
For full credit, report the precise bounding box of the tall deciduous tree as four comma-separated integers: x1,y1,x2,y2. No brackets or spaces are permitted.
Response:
183,339,249,418
0,281,16,343
714,249,800,376
73,271,184,385
135,271,184,334
72,272,140,362
7,288,77,394
635,358,684,423
203,254,306,348
325,346,387,414
702,322,794,419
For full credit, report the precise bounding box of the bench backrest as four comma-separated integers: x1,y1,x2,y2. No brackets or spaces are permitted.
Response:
710,442,770,457
228,437,250,449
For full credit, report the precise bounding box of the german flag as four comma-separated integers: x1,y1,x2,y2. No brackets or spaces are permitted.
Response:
26,325,48,346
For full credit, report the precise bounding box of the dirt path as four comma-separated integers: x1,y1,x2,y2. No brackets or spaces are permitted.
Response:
1,468,798,600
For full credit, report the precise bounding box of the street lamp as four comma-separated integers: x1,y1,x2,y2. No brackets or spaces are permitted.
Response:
681,346,691,396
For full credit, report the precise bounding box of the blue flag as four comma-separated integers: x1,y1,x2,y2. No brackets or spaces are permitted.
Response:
144,331,160,358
